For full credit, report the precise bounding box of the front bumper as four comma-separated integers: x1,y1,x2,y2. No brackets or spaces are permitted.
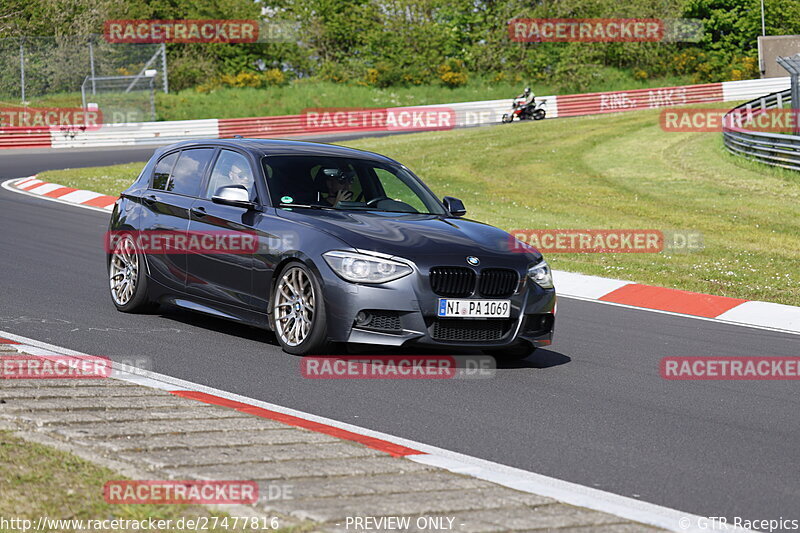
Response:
320,263,556,350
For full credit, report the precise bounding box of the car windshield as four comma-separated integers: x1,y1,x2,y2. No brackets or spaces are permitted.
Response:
262,155,447,215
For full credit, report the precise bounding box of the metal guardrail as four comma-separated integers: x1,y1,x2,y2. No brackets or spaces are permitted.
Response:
722,88,800,171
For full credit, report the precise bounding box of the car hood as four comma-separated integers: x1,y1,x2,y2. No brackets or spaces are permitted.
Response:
275,209,542,267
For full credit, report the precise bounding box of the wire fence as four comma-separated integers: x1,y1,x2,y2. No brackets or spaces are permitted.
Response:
0,36,166,123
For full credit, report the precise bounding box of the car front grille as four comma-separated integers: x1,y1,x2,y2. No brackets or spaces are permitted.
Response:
431,319,511,342
358,310,402,333
478,268,519,298
429,267,475,297
429,266,519,298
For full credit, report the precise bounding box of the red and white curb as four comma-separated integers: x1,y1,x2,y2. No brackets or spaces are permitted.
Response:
0,331,751,533
4,175,117,212
4,174,800,336
554,271,800,336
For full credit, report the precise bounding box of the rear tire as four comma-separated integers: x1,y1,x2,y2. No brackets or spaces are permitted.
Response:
271,261,330,355
533,109,546,120
108,233,158,313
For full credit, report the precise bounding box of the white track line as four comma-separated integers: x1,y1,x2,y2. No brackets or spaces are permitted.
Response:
0,329,751,532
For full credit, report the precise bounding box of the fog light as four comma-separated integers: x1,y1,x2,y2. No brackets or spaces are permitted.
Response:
355,311,371,326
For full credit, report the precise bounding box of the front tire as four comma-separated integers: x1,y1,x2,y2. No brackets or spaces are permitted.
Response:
501,113,512,123
108,233,157,313
271,261,329,355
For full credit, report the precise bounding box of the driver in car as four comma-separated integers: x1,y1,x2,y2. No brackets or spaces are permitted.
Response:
228,162,253,192
323,168,355,206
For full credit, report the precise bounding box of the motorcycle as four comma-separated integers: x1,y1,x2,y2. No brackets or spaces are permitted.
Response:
501,96,547,123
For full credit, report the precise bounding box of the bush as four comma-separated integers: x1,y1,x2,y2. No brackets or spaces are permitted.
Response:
194,69,288,93
262,68,288,86
360,62,402,88
552,62,601,93
365,68,380,86
672,47,758,83
219,72,262,88
437,59,469,88
168,48,220,92
440,70,468,88
317,61,352,84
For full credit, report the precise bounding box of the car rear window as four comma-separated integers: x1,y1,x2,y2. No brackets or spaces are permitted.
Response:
152,152,178,190
166,148,215,197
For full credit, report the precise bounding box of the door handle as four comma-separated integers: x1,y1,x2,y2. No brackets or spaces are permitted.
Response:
191,206,207,218
142,194,157,206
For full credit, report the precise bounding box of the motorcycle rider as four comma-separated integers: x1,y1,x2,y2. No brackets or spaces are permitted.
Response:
502,86,546,123
515,87,536,116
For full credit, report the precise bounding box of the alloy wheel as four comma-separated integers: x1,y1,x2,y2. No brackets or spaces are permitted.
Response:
274,266,315,347
109,235,139,306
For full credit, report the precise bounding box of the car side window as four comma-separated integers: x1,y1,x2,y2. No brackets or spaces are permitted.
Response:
152,152,178,190
205,150,255,199
374,168,426,213
167,148,215,197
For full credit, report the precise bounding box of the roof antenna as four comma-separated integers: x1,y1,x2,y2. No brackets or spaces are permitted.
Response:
233,135,243,139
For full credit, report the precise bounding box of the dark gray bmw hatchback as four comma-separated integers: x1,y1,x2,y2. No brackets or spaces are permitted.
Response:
107,139,555,358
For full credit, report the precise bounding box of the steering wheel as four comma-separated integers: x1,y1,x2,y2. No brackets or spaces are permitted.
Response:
366,196,390,207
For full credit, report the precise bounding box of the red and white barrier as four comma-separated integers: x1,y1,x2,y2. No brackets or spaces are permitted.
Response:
49,118,219,149
0,127,53,149
0,77,791,151
556,82,723,116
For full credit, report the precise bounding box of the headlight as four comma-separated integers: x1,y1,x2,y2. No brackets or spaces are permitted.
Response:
323,251,413,284
527,259,554,289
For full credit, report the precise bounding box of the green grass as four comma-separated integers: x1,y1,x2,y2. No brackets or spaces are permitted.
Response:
2,71,694,122
0,431,307,532
37,163,145,197
37,103,800,306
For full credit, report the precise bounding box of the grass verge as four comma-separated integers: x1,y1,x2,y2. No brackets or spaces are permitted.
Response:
0,430,305,532
36,104,800,306
34,163,146,197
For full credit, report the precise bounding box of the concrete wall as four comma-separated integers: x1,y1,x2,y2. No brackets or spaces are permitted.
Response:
758,35,800,78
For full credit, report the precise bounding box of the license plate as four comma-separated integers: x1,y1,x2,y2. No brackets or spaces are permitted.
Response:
437,299,511,318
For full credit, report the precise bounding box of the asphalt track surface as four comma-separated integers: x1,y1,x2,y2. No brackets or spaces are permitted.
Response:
1,143,799,525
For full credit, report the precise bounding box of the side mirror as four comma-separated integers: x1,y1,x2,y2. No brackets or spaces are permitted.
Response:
212,185,255,209
442,196,466,217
